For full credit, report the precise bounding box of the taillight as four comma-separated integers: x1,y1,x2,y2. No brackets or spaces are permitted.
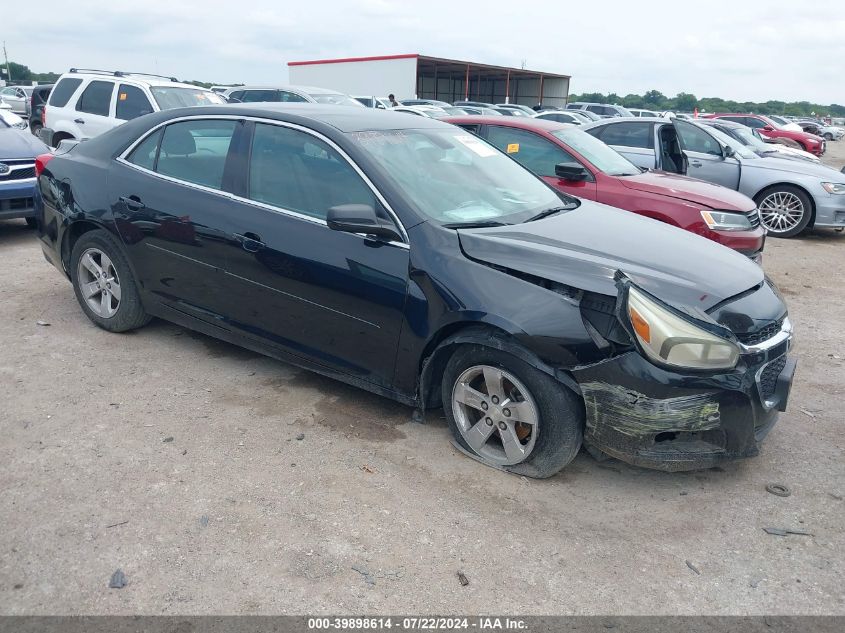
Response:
35,153,55,177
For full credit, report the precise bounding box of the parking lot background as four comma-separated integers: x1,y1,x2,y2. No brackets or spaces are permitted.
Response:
1,143,843,615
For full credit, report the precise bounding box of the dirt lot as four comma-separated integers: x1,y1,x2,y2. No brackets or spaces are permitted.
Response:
1,144,844,616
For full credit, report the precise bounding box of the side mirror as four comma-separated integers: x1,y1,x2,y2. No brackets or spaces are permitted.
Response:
554,162,590,182
327,204,402,241
723,144,736,158
762,125,774,132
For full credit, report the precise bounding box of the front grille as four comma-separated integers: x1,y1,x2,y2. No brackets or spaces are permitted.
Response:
0,167,35,181
0,197,34,211
759,355,787,400
735,318,784,346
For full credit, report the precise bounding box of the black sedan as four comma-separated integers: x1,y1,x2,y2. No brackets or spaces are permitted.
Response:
33,104,796,475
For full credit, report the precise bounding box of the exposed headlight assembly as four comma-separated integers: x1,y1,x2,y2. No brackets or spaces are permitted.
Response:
626,286,739,370
821,182,845,194
700,210,755,231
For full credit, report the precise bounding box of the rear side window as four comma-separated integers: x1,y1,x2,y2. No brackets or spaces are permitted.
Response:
248,122,376,219
126,129,163,171
155,120,237,190
116,84,154,121
719,116,747,126
594,122,654,149
48,78,83,107
744,117,767,129
76,80,114,116
485,126,580,178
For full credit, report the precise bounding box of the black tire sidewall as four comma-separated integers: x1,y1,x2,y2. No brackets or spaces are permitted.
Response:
441,344,584,478
69,229,149,332
756,185,813,238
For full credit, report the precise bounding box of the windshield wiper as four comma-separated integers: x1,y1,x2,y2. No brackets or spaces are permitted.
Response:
442,220,509,229
525,204,578,223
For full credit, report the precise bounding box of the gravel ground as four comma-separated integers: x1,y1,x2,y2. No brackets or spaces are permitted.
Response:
1,143,844,616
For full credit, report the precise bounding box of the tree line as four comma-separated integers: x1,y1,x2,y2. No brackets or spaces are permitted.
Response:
568,89,845,118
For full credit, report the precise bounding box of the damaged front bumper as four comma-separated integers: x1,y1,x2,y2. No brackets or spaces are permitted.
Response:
570,323,795,472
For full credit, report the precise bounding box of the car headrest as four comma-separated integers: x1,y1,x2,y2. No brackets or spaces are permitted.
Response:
161,126,196,156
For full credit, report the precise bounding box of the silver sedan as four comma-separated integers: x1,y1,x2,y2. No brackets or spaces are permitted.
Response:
582,117,845,237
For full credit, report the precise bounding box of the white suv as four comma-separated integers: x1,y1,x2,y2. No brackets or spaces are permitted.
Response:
40,69,226,147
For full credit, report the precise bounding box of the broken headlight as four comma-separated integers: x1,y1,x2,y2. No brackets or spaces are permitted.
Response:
626,286,739,370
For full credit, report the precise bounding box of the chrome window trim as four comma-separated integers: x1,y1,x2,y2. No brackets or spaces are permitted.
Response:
115,114,410,247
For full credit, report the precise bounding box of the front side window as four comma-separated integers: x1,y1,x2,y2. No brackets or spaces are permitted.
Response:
76,80,114,116
115,84,154,121
551,128,641,176
155,120,237,189
675,122,723,156
593,121,654,149
0,87,17,97
279,91,309,103
349,128,563,226
248,123,376,220
486,126,579,178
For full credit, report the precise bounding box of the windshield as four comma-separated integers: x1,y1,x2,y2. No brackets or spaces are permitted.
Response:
551,128,641,176
728,125,768,151
0,109,27,129
349,129,564,225
150,87,226,110
699,124,759,159
308,92,364,107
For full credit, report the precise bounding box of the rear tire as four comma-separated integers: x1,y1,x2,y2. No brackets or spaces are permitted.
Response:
442,344,583,478
30,122,43,138
755,185,812,238
70,229,150,332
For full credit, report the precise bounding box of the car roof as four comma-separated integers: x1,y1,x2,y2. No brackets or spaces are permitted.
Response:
443,115,568,132
57,71,203,90
201,103,448,131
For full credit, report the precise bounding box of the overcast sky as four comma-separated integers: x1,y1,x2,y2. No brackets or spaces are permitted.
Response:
3,0,843,104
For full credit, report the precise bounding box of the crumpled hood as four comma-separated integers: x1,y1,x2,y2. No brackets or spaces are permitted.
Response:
746,155,844,179
458,202,765,313
618,171,755,211
0,128,49,159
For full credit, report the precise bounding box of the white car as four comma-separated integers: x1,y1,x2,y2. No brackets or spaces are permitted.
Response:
391,105,451,118
222,85,364,107
0,85,33,116
40,68,226,147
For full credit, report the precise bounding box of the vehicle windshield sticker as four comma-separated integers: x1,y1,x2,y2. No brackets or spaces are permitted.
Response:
506,143,519,154
455,135,498,157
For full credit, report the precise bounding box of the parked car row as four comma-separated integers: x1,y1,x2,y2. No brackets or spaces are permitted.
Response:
30,103,796,477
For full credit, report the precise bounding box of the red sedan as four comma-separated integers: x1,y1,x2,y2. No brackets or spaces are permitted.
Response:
443,116,766,259
703,113,825,156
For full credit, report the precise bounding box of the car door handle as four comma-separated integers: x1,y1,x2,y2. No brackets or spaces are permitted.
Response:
234,232,265,253
689,160,702,167
119,195,145,211
74,118,85,124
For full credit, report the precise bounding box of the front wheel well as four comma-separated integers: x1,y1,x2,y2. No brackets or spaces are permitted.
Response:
51,131,75,147
753,183,816,228
417,323,578,410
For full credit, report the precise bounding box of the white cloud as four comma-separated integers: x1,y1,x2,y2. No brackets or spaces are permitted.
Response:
3,0,842,104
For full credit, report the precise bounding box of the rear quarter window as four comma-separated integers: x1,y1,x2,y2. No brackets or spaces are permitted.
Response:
48,78,84,107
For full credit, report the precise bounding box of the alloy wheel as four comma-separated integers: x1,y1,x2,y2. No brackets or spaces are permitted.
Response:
76,248,122,318
451,365,539,466
758,191,805,234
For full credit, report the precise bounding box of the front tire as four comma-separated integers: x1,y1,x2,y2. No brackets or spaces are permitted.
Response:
70,229,150,332
442,344,583,478
755,185,812,238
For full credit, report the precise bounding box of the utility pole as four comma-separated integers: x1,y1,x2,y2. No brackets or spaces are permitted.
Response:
2,41,11,84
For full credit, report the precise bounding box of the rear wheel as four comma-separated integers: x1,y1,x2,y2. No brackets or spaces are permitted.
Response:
70,230,150,332
755,185,812,238
442,344,583,478
30,121,43,138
